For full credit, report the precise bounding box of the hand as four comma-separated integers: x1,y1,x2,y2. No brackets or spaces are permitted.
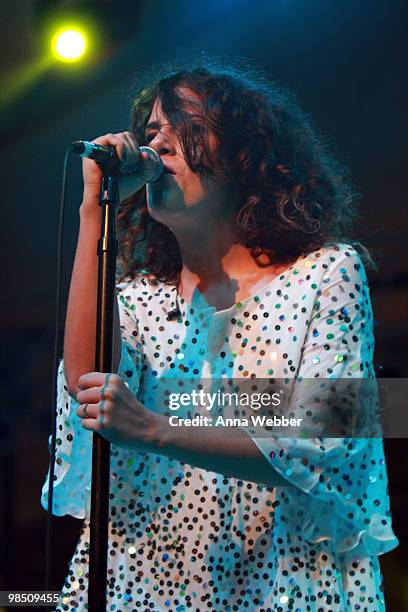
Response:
82,131,140,203
76,371,162,452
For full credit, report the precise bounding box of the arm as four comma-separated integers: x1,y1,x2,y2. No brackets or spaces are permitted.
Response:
63,132,139,398
75,370,293,487
63,201,122,398
240,245,377,493
155,419,293,486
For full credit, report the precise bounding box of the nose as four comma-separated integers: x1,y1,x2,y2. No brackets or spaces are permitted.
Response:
148,131,176,157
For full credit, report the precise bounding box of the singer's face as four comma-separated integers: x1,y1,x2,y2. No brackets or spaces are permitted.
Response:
144,89,223,226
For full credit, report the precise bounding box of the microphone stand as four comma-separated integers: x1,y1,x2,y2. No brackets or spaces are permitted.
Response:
88,165,118,611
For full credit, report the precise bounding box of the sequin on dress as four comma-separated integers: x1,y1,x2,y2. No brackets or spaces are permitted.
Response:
41,244,398,611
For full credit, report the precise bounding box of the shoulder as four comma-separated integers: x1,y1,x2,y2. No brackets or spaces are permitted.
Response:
300,242,369,285
304,243,373,323
304,242,364,267
294,243,373,323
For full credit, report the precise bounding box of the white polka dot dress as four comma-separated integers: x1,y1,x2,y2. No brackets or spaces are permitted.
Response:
41,243,398,611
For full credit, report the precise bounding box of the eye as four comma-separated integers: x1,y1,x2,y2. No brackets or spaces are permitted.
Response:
145,132,156,143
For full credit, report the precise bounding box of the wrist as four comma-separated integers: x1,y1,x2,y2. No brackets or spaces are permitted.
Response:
153,413,173,453
79,199,101,221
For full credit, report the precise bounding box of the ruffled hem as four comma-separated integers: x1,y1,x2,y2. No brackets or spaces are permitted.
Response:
41,338,141,518
250,435,399,557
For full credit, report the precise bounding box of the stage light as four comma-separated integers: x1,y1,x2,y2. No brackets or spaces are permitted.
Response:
52,27,87,62
35,0,143,64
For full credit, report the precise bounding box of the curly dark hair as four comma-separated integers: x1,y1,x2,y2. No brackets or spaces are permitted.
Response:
117,63,366,284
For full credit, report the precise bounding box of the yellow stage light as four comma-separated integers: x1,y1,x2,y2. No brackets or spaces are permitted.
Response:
52,28,87,62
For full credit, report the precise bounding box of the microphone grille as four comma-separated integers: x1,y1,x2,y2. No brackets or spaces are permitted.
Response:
70,140,85,154
139,146,163,182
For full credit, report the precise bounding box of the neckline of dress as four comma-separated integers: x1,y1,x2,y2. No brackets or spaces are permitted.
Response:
177,265,296,317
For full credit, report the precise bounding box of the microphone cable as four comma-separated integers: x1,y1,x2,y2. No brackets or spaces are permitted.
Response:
44,146,72,608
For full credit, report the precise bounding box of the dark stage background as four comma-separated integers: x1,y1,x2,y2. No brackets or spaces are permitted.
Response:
1,1,407,610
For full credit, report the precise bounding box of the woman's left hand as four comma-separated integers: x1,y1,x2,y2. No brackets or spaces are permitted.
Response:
76,372,162,451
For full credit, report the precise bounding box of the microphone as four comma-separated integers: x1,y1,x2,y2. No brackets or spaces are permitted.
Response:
70,140,163,183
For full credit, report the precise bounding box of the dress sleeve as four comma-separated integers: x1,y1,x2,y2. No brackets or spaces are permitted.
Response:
248,246,399,555
40,281,143,518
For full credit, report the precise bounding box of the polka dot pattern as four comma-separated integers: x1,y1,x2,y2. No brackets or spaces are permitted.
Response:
41,244,398,611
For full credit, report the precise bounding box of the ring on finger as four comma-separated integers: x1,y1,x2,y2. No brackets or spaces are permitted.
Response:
83,403,90,418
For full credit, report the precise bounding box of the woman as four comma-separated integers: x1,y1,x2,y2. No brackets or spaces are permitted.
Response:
42,65,398,611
